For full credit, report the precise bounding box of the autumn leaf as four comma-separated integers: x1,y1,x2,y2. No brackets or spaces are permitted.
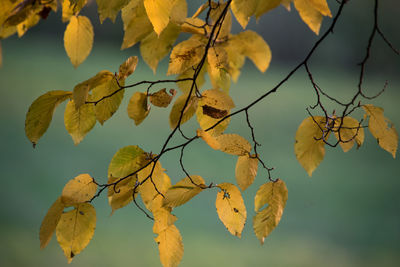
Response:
118,56,139,80
215,183,247,238
150,88,176,108
155,224,184,267
254,0,282,19
169,93,198,128
163,175,205,208
293,0,331,35
253,179,288,244
207,46,230,92
62,0,87,23
294,116,329,176
56,203,96,263
64,100,96,145
333,116,364,153
215,133,252,156
64,15,94,68
107,174,137,213
61,173,97,205
209,1,232,39
176,66,206,94
144,0,175,36
363,104,398,158
197,129,220,150
108,145,147,179
39,197,65,249
153,207,177,234
96,0,130,23
235,155,258,191
231,0,257,29
127,92,150,126
25,91,72,147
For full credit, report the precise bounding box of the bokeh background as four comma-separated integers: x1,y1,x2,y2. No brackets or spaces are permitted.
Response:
1,0,399,266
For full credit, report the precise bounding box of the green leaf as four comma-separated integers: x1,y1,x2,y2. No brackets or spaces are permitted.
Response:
108,145,147,179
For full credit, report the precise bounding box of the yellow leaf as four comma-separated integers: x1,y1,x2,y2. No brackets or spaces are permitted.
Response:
147,173,172,212
169,93,198,128
150,88,176,108
181,17,209,35
16,12,40,37
140,22,180,73
294,116,328,176
64,15,94,68
197,129,221,150
56,203,96,263
62,0,87,23
215,183,247,238
254,0,282,19
363,104,398,158
91,77,124,125
192,2,208,18
127,92,150,126
108,145,147,179
121,0,153,49
64,100,96,145
231,0,257,29
61,174,97,205
235,155,258,191
176,65,206,94
333,116,364,153
253,179,288,244
197,88,235,119
39,197,65,249
163,175,205,208
144,0,175,35
207,46,230,92
309,0,331,17
25,91,72,147
167,35,206,75
230,30,271,73
169,0,187,24
153,207,177,234
155,224,184,267
293,0,323,35
107,175,137,213
209,1,232,40
221,40,246,82
118,56,138,80
73,70,114,109
215,133,251,156
96,0,130,23
196,108,230,136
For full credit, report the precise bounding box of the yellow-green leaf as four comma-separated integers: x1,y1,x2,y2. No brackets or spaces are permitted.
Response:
163,175,205,208
215,183,247,238
363,104,398,158
169,93,198,128
91,78,124,124
235,155,258,191
254,0,282,19
64,100,96,145
118,56,139,80
207,46,230,92
155,224,184,267
230,30,271,73
333,116,364,153
253,179,288,244
64,15,94,68
127,92,150,126
215,133,251,156
96,0,130,23
121,0,153,49
294,116,328,176
39,197,65,249
25,91,72,147
143,0,175,35
197,129,220,150
62,0,87,23
231,0,257,29
108,175,137,213
108,145,147,179
293,0,323,35
61,174,97,205
167,35,205,75
56,203,96,263
150,88,176,108
140,22,180,73
176,65,206,94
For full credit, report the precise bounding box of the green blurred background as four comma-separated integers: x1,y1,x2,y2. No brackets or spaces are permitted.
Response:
0,0,399,266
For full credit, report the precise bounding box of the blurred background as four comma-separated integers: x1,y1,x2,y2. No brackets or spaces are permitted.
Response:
0,0,399,266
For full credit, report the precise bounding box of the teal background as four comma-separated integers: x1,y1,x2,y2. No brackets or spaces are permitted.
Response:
0,1,399,266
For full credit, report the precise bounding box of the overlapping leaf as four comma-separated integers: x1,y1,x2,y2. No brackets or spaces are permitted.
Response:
333,116,364,153
163,175,205,208
235,155,258,191
293,0,331,35
169,93,198,128
64,100,96,145
61,174,97,205
127,92,150,125
96,0,130,23
39,197,65,249
154,224,184,267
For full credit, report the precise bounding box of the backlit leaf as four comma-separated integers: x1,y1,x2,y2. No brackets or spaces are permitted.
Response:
309,0,331,17
163,175,205,208
39,197,65,249
197,129,220,150
16,11,40,37
118,56,139,80
254,0,282,19
150,88,176,108
144,0,175,35
215,134,251,156
207,46,230,92
169,0,187,24
221,40,246,82
293,0,323,35
231,0,257,29
64,15,94,68
107,174,137,213
235,155,258,191
121,0,153,49
169,93,198,128
127,92,150,126
62,0,87,23
25,91,72,147
196,89,235,126
181,17,209,35
108,145,147,179
153,207,177,234
333,116,364,152
61,174,97,205
56,203,96,263
215,183,246,238
253,179,288,244
363,104,398,158
96,0,130,23
155,224,184,267
176,66,206,94
294,116,328,176
64,100,96,145
209,1,232,40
